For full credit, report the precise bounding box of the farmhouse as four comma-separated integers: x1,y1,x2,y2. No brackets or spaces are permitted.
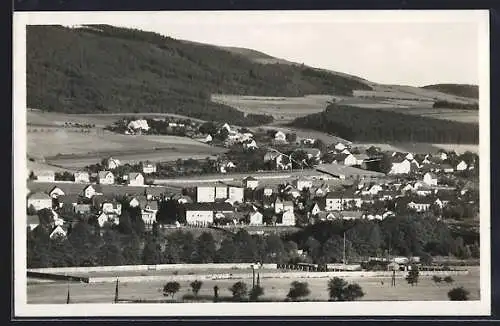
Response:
243,176,259,190
36,170,55,183
74,171,90,183
456,160,468,171
128,172,144,186
27,192,52,212
423,172,438,186
98,171,115,185
389,159,412,175
106,157,121,170
47,186,65,198
142,162,157,174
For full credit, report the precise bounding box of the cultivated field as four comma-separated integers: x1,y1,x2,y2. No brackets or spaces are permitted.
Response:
27,266,480,304
211,94,332,124
27,129,225,168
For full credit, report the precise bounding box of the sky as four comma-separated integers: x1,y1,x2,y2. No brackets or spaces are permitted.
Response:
108,11,483,87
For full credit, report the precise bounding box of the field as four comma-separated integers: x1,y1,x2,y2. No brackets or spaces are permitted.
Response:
27,128,225,168
27,266,480,304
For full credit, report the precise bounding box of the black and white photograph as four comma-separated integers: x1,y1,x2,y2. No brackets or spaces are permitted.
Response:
13,10,490,317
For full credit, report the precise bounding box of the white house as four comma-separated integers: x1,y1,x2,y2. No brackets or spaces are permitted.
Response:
335,142,346,151
184,203,214,226
423,172,438,186
310,202,323,216
36,170,55,182
249,211,263,226
98,171,114,185
215,185,228,200
263,187,274,197
408,200,431,212
228,186,244,204
325,191,343,211
243,139,258,150
405,153,414,161
81,185,98,199
279,211,295,226
243,176,259,190
142,162,157,174
294,177,313,191
74,171,90,183
456,160,468,171
48,186,65,199
27,192,52,212
127,119,150,133
197,186,216,203
128,172,144,186
389,159,412,175
106,158,121,170
274,131,287,142
343,154,358,166
49,225,67,240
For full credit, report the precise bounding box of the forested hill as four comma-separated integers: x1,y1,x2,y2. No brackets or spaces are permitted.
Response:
289,104,479,144
26,25,371,125
421,84,479,99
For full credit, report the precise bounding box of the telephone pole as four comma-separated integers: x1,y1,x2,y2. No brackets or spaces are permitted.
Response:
343,231,346,266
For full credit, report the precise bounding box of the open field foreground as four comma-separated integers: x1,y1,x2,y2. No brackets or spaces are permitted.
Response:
27,266,480,304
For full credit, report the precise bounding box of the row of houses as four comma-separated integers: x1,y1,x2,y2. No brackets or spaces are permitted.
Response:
32,170,146,186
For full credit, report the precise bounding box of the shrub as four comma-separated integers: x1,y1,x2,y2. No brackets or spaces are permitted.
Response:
443,276,454,284
249,285,264,302
448,287,469,301
229,281,248,301
163,281,180,299
286,281,310,301
190,280,203,297
327,277,364,301
405,265,419,286
432,276,442,284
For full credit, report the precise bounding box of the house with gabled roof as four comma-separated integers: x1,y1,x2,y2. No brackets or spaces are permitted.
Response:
27,192,52,212
456,160,468,171
98,171,114,185
47,185,65,199
243,176,259,190
49,225,67,240
74,171,90,183
128,172,144,186
389,158,412,175
36,170,55,182
423,172,438,186
81,184,102,199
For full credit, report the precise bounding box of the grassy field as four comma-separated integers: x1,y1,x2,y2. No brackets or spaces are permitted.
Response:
27,267,480,304
211,94,332,124
27,128,225,168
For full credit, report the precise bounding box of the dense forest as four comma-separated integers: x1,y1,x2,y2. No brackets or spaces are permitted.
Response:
289,104,479,144
422,84,479,99
26,25,371,125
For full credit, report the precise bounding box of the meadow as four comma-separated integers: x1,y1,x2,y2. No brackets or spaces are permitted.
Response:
27,267,480,304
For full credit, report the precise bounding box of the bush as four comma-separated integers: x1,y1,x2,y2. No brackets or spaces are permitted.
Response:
163,281,180,299
432,275,442,284
229,281,248,301
286,281,310,301
249,285,265,302
405,265,420,286
448,287,469,301
327,277,365,301
190,280,203,297
443,276,454,284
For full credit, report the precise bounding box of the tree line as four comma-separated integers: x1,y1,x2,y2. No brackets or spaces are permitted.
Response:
26,25,370,125
289,104,479,144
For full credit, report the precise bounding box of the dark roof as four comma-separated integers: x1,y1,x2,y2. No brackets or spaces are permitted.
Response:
244,176,257,181
184,202,234,212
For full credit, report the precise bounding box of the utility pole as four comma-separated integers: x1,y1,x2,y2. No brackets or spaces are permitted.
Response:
252,265,255,290
114,278,119,303
343,231,346,266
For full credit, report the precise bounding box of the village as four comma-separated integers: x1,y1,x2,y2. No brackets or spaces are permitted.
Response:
26,118,479,240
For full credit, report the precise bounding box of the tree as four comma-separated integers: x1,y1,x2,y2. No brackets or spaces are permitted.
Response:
142,238,162,265
249,285,264,302
327,277,364,301
443,276,454,284
229,281,248,301
448,287,469,301
286,281,310,301
163,281,181,299
286,133,297,143
190,280,203,297
192,232,216,263
406,265,419,286
432,275,442,284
